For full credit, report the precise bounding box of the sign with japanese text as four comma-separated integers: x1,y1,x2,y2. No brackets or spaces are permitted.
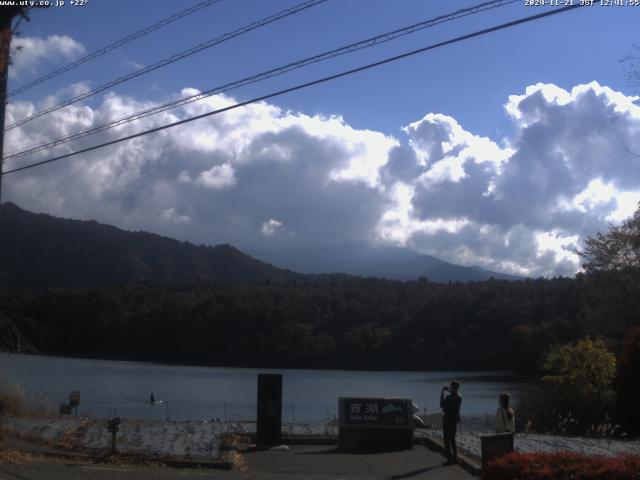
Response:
340,397,410,427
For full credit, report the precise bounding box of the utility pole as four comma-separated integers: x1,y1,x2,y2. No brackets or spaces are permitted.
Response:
0,7,22,289
0,7,22,233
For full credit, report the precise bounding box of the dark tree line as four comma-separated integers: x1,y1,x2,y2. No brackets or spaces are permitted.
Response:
1,272,633,372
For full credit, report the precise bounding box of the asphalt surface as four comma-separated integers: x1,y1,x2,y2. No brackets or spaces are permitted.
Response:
0,444,475,479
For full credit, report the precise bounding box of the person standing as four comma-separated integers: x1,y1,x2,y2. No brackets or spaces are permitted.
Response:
440,380,462,466
496,392,515,433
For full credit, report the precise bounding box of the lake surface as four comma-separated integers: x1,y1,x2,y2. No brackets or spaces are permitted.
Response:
1,354,523,424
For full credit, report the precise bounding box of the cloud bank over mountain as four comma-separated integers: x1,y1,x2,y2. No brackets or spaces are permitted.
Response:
391,83,640,276
5,59,640,277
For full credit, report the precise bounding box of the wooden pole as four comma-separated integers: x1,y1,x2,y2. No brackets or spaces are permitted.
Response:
0,7,23,284
0,9,14,238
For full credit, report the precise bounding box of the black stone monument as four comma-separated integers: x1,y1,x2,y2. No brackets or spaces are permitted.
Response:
257,373,282,446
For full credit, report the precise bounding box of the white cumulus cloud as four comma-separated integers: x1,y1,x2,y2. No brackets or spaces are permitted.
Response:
196,163,236,190
10,35,85,78
386,82,640,277
261,219,283,237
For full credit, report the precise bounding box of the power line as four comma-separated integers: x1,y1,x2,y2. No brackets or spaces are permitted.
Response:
4,0,328,131
2,4,583,177
7,0,224,98
4,0,519,162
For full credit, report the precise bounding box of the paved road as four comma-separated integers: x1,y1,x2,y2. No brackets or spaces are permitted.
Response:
0,445,475,479
237,444,475,479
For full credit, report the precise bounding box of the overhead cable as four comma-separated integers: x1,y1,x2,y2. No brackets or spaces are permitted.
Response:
8,0,224,97
2,4,583,177
4,0,518,161
4,0,329,131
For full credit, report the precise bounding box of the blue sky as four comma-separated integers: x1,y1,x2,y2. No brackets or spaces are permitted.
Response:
13,1,636,137
4,0,640,276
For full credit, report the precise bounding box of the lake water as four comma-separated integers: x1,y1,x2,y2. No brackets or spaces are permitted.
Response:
1,354,523,424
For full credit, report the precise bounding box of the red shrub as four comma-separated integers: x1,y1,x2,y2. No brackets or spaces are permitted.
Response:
484,451,640,480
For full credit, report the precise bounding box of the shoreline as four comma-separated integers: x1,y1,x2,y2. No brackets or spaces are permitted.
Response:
4,352,531,376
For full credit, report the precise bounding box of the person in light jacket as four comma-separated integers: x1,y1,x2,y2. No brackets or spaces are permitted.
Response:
496,392,515,433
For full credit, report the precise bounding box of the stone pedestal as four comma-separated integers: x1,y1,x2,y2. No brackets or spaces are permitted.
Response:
481,432,514,469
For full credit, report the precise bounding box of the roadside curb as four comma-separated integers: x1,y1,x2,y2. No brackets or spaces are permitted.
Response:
422,435,482,476
1,433,238,470
0,445,96,463
0,447,237,470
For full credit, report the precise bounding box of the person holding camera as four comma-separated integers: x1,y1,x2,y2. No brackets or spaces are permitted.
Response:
440,380,462,466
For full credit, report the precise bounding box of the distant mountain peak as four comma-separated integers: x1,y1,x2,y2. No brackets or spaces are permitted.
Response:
250,242,525,283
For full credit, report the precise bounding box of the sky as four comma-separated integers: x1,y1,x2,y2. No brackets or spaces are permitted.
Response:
2,0,640,277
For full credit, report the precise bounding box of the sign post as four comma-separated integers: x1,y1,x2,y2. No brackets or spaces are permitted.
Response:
69,391,80,417
107,417,121,454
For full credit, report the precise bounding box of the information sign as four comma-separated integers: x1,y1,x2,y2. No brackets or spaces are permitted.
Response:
338,397,413,450
69,391,80,407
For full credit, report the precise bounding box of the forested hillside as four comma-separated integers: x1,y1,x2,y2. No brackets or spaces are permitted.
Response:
0,203,297,288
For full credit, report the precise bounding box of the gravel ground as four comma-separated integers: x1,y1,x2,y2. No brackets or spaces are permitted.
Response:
2,416,223,458
423,428,640,459
1,416,338,458
5,415,637,461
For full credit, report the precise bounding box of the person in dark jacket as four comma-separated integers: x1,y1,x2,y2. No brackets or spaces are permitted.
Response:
440,380,462,465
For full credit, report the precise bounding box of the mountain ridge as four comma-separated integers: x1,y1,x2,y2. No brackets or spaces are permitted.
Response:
0,202,523,288
0,202,297,289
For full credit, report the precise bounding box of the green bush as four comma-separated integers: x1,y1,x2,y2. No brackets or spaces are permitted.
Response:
517,338,618,435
